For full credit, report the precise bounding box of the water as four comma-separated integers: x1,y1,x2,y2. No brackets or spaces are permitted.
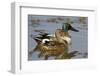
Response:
28,15,88,60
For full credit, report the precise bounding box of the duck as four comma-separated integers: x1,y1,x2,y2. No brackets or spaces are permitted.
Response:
31,23,79,60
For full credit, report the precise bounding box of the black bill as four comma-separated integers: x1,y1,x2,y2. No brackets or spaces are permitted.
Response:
70,26,79,32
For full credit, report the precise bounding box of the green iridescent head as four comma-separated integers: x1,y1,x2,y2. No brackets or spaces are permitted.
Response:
62,23,79,32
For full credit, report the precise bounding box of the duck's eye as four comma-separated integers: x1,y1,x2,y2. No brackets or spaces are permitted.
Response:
68,25,71,30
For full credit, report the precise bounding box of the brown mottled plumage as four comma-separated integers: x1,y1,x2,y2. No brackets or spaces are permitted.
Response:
36,40,68,60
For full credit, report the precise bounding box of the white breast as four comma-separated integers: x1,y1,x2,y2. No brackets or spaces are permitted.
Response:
61,36,71,44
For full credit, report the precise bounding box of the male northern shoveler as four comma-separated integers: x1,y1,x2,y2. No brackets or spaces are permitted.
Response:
31,23,79,59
